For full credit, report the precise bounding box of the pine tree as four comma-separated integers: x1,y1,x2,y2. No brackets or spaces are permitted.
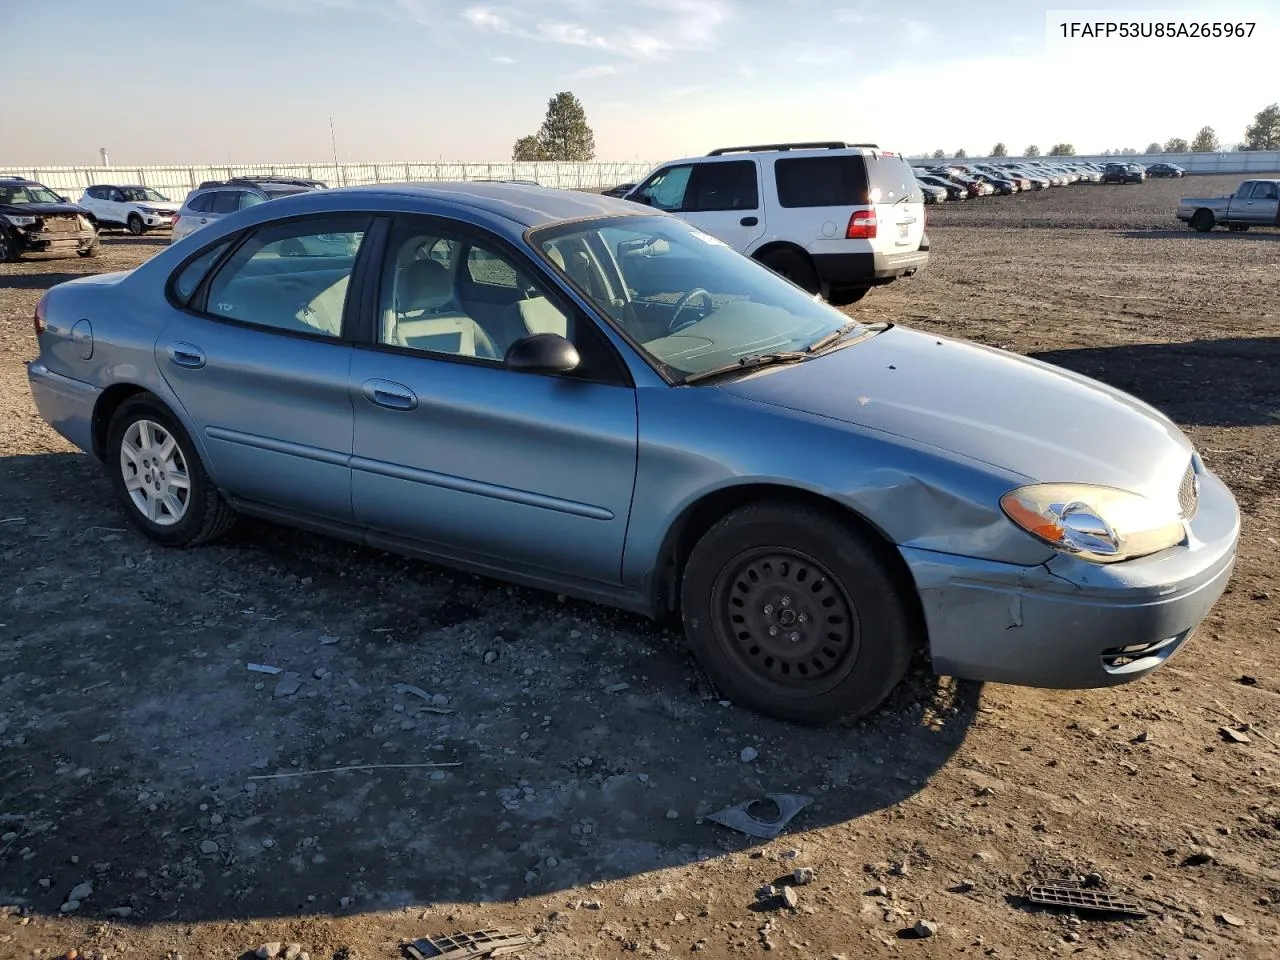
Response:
1243,104,1280,150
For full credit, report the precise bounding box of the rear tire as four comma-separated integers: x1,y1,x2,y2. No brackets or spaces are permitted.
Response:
1191,209,1215,233
0,227,19,263
680,502,914,725
127,213,145,236
757,248,820,296
106,395,237,547
78,236,100,258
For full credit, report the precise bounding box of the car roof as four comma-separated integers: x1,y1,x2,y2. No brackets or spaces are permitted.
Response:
298,181,646,228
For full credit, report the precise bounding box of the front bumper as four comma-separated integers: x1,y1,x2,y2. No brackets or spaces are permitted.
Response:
141,212,176,228
14,227,97,253
902,468,1240,690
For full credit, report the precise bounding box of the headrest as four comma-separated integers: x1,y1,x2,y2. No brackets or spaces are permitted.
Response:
400,258,452,312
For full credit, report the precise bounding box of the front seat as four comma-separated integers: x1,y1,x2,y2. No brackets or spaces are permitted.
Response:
389,257,499,359
397,258,457,317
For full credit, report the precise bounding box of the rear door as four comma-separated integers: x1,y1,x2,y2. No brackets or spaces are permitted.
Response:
678,159,765,251
867,154,925,254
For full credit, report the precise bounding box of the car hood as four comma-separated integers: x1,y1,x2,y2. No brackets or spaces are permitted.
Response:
718,325,1193,497
0,202,87,217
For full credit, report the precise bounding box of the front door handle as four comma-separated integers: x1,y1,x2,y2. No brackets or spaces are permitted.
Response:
362,379,417,411
166,342,206,369
740,216,759,226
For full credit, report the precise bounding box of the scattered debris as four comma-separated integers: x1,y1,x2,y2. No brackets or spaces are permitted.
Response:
1217,912,1246,928
247,762,462,781
739,747,759,763
66,882,93,904
866,885,890,897
89,732,114,744
1132,730,1153,743
704,794,812,840
781,886,799,909
247,663,283,675
283,944,304,960
910,919,938,939
604,682,630,693
793,867,815,886
948,881,975,894
403,928,532,959
256,944,283,959
393,684,454,713
274,672,304,698
319,635,341,645
1025,880,1148,919
1220,726,1252,744
199,840,219,855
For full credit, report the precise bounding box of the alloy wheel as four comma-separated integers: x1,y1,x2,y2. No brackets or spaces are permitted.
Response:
119,419,191,526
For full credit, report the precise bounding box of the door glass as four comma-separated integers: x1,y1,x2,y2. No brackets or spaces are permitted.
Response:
687,160,758,211
239,192,267,209
635,165,693,212
774,155,871,207
377,222,569,364
203,217,368,337
1258,183,1278,201
209,191,241,214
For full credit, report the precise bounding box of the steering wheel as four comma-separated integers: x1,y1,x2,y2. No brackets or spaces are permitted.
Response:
668,288,713,333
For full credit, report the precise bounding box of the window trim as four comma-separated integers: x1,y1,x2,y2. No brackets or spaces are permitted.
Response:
359,212,634,387
175,212,381,345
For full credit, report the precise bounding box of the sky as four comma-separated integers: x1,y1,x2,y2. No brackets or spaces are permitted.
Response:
6,0,1280,166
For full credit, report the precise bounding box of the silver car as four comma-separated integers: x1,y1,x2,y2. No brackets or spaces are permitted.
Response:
27,183,1240,725
170,176,325,244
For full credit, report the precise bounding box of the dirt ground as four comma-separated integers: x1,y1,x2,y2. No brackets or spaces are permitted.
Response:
1,174,1278,960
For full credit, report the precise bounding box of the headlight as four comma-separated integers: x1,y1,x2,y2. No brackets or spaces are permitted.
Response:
3,215,37,227
1000,483,1186,563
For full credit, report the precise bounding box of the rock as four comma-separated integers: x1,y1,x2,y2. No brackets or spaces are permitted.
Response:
483,650,499,665
605,683,630,693
200,840,219,855
274,673,303,698
66,882,93,903
740,747,758,763
793,867,815,886
866,885,889,897
38,878,51,890
319,635,340,645
1064,931,1081,943
340,897,352,908
430,694,449,708
210,814,223,827
1182,849,1216,867
284,945,304,960
1084,872,1104,888
949,881,975,894
90,733,114,744
912,919,938,939
1132,730,1152,743
1219,726,1252,744
59,900,81,914
1237,675,1258,686
1217,913,1246,927
262,838,275,849
781,886,798,909
665,809,679,820
106,906,133,918
256,944,283,960
429,771,446,781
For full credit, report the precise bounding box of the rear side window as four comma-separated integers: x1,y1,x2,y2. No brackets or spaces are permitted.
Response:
774,156,870,207
209,191,242,214
171,240,231,304
467,247,519,288
687,160,759,211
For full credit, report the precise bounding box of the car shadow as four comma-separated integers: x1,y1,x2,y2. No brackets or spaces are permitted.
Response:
1121,228,1280,241
1031,337,1280,428
0,272,88,291
100,234,169,248
0,450,980,925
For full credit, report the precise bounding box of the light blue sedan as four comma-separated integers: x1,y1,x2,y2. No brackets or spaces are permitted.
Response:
27,183,1240,724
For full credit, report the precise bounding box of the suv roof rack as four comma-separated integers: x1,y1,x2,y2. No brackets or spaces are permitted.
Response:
706,141,879,156
197,175,327,190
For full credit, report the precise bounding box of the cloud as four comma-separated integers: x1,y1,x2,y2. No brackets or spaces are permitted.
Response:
464,6,510,31
568,63,623,79
489,54,515,64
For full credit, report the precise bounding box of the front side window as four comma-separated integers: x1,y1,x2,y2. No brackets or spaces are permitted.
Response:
0,183,61,205
377,221,570,363
531,214,862,380
120,187,169,202
202,217,368,337
633,165,693,212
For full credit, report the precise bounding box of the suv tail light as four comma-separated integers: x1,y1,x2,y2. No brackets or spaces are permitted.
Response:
34,290,49,338
846,210,877,240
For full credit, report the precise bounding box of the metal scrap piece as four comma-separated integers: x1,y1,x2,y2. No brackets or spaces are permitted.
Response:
404,929,532,959
704,793,813,840
1026,882,1148,918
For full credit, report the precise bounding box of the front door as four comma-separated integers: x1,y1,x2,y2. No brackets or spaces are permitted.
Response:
631,160,765,252
157,214,371,520
1243,181,1280,224
348,216,638,584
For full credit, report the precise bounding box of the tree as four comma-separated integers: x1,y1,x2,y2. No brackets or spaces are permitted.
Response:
1190,126,1220,152
990,142,1008,157
512,91,596,162
932,149,946,159
955,148,967,159
1145,141,1162,154
1025,144,1041,156
1243,103,1280,150
511,134,547,162
1164,137,1189,153
1048,143,1076,156
1121,147,1138,155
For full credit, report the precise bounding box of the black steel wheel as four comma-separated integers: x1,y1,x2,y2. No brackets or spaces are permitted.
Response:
681,502,914,724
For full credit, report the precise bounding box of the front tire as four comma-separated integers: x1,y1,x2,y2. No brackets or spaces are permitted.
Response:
1191,209,1215,233
106,395,237,547
0,227,19,263
681,502,914,725
127,213,145,236
78,236,100,258
827,286,870,307
757,248,820,296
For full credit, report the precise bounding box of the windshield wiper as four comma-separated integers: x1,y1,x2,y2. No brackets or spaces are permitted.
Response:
681,351,809,385
806,319,891,355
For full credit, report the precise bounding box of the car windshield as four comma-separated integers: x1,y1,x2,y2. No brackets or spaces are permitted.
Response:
529,214,865,380
0,183,61,204
121,187,169,202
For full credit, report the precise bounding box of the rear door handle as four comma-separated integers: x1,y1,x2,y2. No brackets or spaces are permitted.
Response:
740,216,759,226
362,379,417,411
166,342,206,369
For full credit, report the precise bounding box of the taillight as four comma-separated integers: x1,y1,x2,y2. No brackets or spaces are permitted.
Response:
846,209,877,240
34,291,49,338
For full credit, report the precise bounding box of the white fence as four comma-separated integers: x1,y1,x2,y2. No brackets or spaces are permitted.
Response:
1,161,659,200
925,150,1280,175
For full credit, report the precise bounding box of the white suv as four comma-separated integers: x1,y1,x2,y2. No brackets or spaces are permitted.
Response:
78,184,180,235
625,141,928,305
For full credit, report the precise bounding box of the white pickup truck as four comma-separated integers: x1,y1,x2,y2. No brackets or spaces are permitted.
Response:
1177,179,1280,232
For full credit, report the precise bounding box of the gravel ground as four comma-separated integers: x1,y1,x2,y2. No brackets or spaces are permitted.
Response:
1,174,1278,960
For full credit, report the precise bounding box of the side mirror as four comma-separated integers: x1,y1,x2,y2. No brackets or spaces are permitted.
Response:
505,333,580,374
